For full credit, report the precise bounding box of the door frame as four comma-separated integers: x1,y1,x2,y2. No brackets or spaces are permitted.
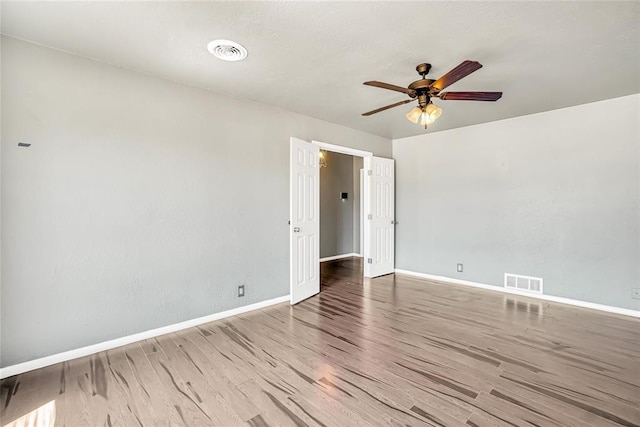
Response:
312,140,372,265
289,139,373,304
359,168,364,256
311,140,373,159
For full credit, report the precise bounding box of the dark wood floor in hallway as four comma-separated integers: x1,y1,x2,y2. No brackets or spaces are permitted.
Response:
2,257,639,426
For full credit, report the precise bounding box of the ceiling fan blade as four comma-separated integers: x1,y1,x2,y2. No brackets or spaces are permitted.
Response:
438,91,502,101
362,99,414,116
430,60,483,92
364,81,416,98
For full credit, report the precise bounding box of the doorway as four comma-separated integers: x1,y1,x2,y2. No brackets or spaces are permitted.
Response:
289,138,395,305
318,149,364,290
319,150,363,261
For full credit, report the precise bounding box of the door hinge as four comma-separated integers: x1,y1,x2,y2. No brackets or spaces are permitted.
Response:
367,258,372,264
367,214,373,220
367,170,373,176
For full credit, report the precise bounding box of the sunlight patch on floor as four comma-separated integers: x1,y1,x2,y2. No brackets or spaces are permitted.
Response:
3,400,56,427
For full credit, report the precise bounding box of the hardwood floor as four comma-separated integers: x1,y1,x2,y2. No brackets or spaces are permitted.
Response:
2,257,639,426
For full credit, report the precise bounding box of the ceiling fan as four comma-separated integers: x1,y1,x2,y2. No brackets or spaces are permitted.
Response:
362,61,502,129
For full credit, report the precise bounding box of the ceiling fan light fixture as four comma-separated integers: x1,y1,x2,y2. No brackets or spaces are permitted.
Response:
425,102,442,120
419,110,432,127
416,102,442,129
407,102,442,129
405,106,422,123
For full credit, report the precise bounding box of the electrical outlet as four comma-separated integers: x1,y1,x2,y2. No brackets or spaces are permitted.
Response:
238,285,245,297
632,288,640,300
457,263,463,273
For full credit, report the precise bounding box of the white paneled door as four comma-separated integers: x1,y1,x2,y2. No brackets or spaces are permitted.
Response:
290,137,320,304
364,156,395,278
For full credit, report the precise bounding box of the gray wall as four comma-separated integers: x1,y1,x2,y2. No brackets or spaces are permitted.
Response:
320,152,360,258
393,94,640,311
0,37,391,367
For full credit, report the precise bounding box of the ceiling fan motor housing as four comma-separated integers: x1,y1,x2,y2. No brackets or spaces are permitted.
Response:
408,79,436,91
409,63,436,104
409,79,435,107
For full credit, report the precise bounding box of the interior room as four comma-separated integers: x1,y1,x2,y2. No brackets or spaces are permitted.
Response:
1,2,638,426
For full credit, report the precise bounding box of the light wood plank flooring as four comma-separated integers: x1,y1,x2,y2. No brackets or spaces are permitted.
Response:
2,257,639,426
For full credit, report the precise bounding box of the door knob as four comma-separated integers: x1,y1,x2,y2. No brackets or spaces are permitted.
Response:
391,220,397,225
293,227,301,232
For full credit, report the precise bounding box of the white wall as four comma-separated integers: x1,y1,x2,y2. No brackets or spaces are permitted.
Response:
0,36,391,367
393,94,639,310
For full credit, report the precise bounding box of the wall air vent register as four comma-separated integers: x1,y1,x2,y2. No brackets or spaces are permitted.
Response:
504,273,543,294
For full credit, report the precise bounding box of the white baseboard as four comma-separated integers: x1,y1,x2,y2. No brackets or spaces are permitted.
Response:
394,269,640,318
320,253,360,262
0,295,290,379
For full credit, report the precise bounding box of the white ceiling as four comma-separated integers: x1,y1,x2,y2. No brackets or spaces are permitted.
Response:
2,1,639,139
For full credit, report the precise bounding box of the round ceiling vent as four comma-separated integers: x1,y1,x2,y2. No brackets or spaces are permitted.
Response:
207,39,248,62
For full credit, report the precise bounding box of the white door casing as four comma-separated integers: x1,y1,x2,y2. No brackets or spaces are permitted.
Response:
364,156,395,278
289,137,320,304
360,168,364,256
